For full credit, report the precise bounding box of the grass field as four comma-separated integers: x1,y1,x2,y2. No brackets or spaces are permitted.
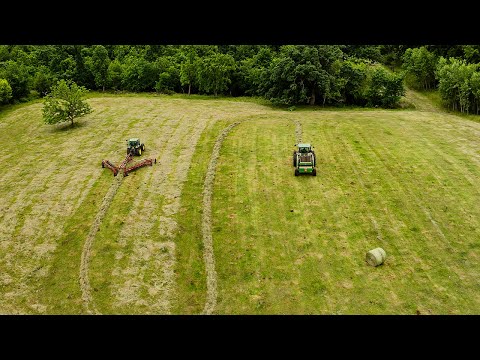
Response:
1,91,479,314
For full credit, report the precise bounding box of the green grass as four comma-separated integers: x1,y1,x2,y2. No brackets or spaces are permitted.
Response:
409,89,480,123
37,172,113,314
419,89,443,109
1,90,480,314
85,91,273,106
172,119,236,314
208,110,480,314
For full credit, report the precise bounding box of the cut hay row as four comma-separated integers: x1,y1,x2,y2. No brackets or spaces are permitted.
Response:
201,122,240,315
109,116,187,313
79,174,123,314
0,101,137,313
78,100,269,314
110,114,211,313
3,91,480,314
293,119,302,144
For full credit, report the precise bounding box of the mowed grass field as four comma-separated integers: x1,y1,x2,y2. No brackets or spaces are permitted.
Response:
1,93,479,314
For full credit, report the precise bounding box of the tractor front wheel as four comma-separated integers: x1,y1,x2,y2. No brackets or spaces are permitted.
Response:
295,169,299,176
293,151,297,166
312,168,317,176
141,144,145,151
138,148,142,156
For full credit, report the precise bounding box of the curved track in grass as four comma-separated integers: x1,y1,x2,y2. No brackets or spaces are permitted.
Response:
79,174,123,314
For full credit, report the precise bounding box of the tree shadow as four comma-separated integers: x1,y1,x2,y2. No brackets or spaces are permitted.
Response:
47,120,88,133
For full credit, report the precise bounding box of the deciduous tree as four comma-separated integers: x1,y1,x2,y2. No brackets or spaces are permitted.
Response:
180,48,198,95
402,47,437,90
0,78,12,104
42,80,92,127
196,52,235,96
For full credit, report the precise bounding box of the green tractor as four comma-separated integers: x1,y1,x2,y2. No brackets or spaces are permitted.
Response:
293,143,316,176
126,138,145,156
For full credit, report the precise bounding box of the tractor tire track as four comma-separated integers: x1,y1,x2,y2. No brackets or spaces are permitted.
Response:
80,174,123,314
201,122,240,315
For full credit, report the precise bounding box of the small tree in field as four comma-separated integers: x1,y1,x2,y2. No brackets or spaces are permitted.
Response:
43,80,92,127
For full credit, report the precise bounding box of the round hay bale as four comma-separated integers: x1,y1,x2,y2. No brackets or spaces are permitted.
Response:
366,247,386,266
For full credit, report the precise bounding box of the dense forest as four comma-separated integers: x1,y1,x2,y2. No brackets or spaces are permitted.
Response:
0,45,479,112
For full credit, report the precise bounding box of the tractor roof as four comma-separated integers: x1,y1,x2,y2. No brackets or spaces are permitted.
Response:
129,138,139,142
298,143,311,148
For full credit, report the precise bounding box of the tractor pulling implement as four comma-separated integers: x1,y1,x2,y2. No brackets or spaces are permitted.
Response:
102,138,156,176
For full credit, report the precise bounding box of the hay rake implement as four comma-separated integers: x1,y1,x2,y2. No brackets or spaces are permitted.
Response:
102,147,156,177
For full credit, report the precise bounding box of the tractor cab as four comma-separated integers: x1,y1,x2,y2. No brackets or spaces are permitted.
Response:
128,138,140,147
126,138,145,156
297,143,312,153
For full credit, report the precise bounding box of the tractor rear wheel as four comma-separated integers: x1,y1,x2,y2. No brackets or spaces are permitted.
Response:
312,168,317,176
101,162,104,168
127,149,130,155
141,144,145,151
138,148,142,156
295,169,299,176
293,151,297,166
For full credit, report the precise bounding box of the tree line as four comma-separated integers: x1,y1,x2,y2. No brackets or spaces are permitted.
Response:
1,44,480,114
0,45,405,108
